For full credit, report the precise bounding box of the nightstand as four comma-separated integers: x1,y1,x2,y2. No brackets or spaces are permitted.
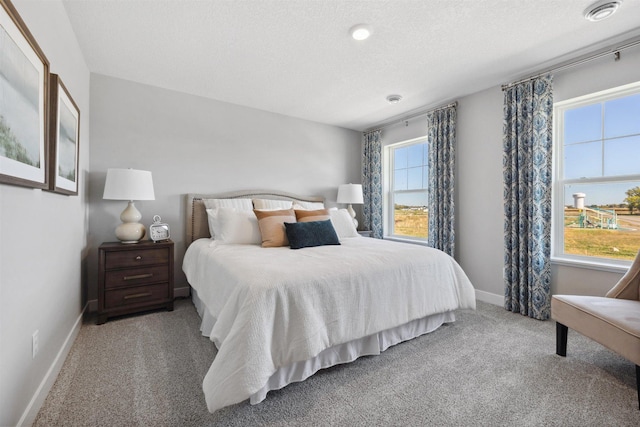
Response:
358,230,373,237
97,240,174,324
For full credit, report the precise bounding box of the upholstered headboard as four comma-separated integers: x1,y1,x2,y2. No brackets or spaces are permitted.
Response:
185,190,325,246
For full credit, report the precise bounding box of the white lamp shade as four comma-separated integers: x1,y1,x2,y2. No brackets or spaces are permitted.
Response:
337,184,363,204
103,168,155,201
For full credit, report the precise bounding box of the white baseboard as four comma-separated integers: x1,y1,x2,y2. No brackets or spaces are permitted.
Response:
17,302,88,427
475,289,503,306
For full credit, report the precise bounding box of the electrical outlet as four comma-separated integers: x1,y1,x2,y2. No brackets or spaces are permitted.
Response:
32,330,39,359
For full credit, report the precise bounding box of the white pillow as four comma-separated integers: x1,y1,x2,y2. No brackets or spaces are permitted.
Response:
293,201,325,210
252,198,293,210
203,198,253,211
206,208,261,244
329,208,359,239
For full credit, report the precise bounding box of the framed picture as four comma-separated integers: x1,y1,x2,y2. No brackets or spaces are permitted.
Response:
0,0,49,189
48,74,80,195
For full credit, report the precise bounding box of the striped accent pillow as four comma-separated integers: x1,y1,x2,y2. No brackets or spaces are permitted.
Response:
295,208,330,223
254,208,296,247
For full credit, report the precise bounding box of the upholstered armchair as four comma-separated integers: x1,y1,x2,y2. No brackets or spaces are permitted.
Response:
551,250,640,409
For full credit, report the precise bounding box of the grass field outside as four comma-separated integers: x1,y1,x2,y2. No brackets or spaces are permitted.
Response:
394,205,639,260
564,209,640,261
394,206,428,238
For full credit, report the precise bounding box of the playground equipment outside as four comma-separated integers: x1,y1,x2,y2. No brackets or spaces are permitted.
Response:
569,192,618,229
575,206,618,229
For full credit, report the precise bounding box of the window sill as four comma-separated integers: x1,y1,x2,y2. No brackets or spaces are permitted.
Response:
551,256,630,274
384,236,430,247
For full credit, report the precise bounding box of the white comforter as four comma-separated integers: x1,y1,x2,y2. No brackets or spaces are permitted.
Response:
183,237,476,413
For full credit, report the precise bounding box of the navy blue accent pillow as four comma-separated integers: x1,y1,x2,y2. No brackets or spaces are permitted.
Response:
284,220,341,249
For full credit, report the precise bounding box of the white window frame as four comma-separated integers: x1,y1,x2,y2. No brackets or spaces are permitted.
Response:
552,81,640,271
384,136,429,242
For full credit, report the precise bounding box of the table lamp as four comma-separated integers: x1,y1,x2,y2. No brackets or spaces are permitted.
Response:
103,168,155,243
337,183,363,228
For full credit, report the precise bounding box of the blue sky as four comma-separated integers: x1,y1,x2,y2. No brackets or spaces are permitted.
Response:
393,143,428,206
563,92,640,206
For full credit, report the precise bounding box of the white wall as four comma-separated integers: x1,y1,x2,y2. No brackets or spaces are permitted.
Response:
88,74,362,300
379,44,640,303
0,1,90,426
456,87,505,304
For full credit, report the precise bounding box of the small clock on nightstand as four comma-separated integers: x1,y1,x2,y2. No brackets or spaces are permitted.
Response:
149,215,170,242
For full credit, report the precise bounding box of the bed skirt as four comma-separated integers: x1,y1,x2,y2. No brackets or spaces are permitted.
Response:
191,287,455,405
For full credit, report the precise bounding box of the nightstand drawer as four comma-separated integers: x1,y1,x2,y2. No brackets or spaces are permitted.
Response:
104,283,169,310
104,265,169,289
105,247,169,269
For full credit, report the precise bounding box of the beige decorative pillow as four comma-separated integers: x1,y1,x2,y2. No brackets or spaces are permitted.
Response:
254,208,296,247
295,208,330,223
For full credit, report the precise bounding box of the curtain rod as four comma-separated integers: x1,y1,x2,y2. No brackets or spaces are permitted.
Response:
501,38,640,91
364,101,457,134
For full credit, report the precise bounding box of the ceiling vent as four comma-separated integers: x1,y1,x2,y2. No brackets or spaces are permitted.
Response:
386,94,403,104
584,0,622,21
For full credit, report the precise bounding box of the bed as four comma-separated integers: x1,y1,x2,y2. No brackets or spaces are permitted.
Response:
182,190,476,413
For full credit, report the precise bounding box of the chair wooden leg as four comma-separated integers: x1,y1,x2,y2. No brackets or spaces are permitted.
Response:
636,365,640,410
556,322,568,357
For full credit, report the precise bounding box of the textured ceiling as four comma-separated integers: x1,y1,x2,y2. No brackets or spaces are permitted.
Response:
61,0,640,131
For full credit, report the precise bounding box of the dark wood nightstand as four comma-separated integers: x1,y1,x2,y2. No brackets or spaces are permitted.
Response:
357,230,373,237
97,240,174,324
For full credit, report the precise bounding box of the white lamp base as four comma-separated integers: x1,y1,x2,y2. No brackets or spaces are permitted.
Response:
346,203,358,229
115,201,146,244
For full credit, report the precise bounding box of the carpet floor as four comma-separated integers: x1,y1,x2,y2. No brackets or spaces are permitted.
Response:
33,298,639,426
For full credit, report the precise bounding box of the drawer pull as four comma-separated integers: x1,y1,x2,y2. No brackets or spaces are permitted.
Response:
135,256,142,260
123,273,153,281
123,292,152,300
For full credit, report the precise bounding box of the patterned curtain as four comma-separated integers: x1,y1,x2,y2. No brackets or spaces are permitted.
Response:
503,75,553,320
427,104,457,256
362,130,383,238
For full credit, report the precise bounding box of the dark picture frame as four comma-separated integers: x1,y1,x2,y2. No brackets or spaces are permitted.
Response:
0,0,50,189
48,74,80,195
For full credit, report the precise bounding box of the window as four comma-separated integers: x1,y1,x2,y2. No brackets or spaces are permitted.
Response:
553,82,640,266
386,137,428,239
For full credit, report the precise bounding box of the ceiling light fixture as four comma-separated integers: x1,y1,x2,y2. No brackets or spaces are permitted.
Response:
584,0,622,22
350,24,372,41
386,94,402,104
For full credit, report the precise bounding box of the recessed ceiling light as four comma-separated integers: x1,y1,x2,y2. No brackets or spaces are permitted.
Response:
386,94,402,104
584,0,622,22
350,24,372,41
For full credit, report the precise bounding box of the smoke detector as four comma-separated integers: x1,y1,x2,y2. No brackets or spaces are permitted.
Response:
584,0,622,21
386,94,403,104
